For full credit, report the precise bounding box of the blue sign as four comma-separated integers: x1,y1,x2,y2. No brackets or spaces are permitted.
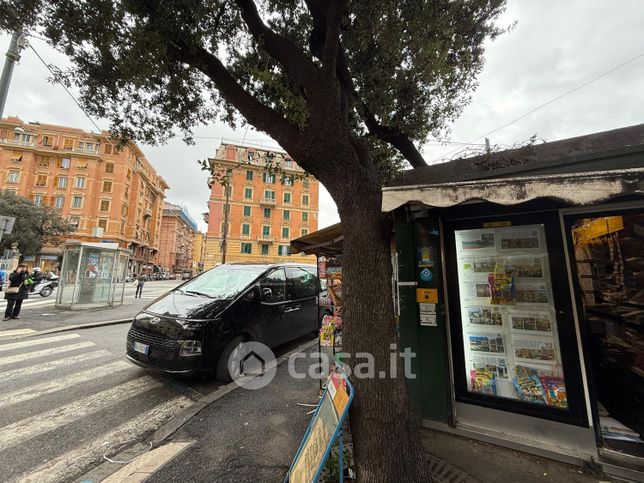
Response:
420,268,433,282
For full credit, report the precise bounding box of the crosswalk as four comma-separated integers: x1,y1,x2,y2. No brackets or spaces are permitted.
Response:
0,330,194,482
0,287,164,311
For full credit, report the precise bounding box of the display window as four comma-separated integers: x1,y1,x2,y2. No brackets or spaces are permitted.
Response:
445,212,587,425
454,224,567,407
567,209,644,457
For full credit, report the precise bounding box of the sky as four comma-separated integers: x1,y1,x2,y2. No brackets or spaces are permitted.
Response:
1,0,643,232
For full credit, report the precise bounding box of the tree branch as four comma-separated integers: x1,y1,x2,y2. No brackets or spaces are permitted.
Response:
234,0,318,88
167,39,301,147
360,102,428,168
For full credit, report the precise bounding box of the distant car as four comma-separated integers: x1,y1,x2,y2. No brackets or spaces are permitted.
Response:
181,273,192,280
126,263,319,381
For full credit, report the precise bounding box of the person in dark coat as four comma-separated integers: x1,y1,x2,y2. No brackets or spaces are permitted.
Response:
135,274,146,298
4,264,33,320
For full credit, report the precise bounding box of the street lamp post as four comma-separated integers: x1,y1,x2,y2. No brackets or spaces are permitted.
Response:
0,31,28,119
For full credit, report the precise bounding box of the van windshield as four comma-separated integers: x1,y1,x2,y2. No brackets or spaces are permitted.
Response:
179,265,266,299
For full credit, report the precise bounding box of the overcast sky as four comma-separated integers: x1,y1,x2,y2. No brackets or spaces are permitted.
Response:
1,0,643,231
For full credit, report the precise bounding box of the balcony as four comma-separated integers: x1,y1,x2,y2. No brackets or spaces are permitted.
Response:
240,234,252,240
0,138,35,148
258,235,274,243
260,197,276,206
70,146,100,155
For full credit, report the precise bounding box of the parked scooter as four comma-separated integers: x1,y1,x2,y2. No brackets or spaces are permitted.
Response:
31,274,59,297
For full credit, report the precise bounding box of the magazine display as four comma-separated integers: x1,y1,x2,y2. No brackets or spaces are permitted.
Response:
454,224,568,409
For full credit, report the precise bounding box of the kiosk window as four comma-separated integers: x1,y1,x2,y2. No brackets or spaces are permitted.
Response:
453,224,568,409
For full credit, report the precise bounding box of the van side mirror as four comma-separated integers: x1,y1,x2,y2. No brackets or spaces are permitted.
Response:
246,285,261,301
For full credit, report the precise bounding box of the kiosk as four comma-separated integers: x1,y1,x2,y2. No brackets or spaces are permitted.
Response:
56,241,130,310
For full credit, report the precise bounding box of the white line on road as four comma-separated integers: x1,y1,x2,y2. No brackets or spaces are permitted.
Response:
0,341,95,367
0,333,81,353
0,360,133,408
0,329,36,338
0,350,110,384
102,441,192,483
14,396,192,483
0,376,162,452
0,299,56,308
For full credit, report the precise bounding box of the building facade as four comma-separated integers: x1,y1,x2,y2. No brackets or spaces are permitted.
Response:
0,116,169,273
204,143,319,268
192,231,206,274
157,202,198,274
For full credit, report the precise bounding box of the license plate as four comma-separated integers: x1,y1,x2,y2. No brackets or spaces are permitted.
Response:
133,342,149,355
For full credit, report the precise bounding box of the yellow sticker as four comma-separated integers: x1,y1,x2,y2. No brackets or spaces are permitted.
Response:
416,288,438,304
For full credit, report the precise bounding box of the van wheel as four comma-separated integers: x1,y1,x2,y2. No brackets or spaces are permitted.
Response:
215,336,246,383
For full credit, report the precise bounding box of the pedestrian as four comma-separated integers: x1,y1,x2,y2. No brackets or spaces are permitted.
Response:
29,267,44,292
135,273,146,298
4,264,33,320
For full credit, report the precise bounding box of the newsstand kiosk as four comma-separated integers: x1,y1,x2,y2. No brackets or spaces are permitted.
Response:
381,125,644,481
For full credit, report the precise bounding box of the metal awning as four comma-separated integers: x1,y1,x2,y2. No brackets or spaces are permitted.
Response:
290,223,343,256
382,167,644,212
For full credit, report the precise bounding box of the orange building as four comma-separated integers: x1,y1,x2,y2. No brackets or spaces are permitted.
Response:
192,231,206,274
204,143,319,267
157,202,198,274
0,116,169,273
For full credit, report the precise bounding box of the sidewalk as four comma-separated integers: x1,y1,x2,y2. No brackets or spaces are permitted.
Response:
149,347,321,482
422,429,602,483
0,296,147,333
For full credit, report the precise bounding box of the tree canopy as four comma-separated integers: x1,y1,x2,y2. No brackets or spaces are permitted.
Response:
1,0,505,177
0,192,74,256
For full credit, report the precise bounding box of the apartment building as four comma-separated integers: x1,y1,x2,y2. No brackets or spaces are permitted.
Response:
192,232,206,274
204,143,319,268
0,116,169,273
157,202,198,274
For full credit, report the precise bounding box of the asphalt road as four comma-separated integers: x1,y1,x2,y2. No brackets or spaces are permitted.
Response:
0,322,316,482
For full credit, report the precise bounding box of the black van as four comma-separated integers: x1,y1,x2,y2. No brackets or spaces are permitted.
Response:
126,263,319,381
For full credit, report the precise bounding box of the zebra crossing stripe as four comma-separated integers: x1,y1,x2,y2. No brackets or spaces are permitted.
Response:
0,360,132,409
0,376,162,452
14,396,192,483
0,341,95,367
0,333,81,353
0,350,109,384
0,329,36,338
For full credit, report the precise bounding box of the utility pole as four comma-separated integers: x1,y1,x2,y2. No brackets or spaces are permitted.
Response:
0,31,27,119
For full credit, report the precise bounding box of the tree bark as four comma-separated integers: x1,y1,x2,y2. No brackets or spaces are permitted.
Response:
308,140,431,482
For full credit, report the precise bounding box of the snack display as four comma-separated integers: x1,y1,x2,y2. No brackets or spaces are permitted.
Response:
470,369,497,395
512,375,546,404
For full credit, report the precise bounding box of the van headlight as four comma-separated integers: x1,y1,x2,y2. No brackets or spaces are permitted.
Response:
179,340,202,356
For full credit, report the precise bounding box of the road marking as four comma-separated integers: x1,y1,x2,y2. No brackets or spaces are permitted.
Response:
0,333,81,353
0,376,162,452
0,360,132,408
0,299,55,308
0,341,95,367
0,329,35,338
15,396,192,483
102,441,192,483
0,350,110,384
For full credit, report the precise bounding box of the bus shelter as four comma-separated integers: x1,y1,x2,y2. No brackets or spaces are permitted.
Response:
56,241,130,310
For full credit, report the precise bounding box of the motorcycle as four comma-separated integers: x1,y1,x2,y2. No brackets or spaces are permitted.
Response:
31,275,59,297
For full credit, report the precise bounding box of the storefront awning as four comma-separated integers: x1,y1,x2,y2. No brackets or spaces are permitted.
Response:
290,223,343,256
382,168,644,212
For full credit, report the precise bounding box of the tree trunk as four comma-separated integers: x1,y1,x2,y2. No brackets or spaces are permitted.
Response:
336,176,431,482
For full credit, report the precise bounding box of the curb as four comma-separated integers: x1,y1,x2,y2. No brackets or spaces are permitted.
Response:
2,318,133,340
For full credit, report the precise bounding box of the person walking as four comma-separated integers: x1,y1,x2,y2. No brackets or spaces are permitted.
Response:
4,264,33,320
135,274,146,298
